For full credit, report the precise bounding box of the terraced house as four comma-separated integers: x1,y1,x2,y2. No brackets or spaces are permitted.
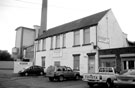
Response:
35,9,128,75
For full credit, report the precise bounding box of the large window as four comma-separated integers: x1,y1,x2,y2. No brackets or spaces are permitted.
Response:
62,34,66,48
74,30,80,46
50,37,53,49
42,39,46,50
56,35,60,48
83,28,90,44
73,55,80,71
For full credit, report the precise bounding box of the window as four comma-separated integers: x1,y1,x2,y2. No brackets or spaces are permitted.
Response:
62,34,66,48
54,61,60,66
73,55,80,71
41,56,45,67
74,30,80,46
50,37,53,49
83,28,90,44
37,40,41,51
128,60,134,69
42,39,46,50
56,35,60,48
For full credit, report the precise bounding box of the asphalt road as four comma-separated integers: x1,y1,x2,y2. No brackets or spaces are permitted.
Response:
0,70,88,88
0,76,88,88
0,70,134,88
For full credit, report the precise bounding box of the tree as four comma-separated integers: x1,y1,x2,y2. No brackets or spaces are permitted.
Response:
0,50,13,61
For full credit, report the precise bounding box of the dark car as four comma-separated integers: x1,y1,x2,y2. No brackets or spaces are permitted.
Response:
46,65,80,82
18,65,45,76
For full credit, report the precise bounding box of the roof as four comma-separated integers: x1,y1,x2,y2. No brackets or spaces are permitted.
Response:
15,26,35,31
36,9,110,40
127,39,135,46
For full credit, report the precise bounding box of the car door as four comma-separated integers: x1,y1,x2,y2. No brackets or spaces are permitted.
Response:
66,67,74,78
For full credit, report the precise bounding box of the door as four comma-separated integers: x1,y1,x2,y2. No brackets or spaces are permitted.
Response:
88,55,95,73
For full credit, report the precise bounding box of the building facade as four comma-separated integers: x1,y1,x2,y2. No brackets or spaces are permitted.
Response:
35,9,128,75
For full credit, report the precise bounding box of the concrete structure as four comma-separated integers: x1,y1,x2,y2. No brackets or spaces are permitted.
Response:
12,26,36,61
35,9,128,75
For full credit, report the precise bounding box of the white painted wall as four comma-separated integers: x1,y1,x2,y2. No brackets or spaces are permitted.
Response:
15,28,22,48
97,10,128,49
23,29,35,47
35,29,97,75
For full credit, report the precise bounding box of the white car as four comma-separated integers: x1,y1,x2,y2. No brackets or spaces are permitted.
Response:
114,69,135,87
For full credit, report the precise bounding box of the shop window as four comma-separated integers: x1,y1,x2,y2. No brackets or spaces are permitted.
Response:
128,60,134,69
123,61,127,70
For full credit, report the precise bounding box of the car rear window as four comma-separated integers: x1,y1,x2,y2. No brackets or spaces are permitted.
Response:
46,66,55,73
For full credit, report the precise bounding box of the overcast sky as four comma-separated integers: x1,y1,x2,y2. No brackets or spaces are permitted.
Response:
0,0,135,53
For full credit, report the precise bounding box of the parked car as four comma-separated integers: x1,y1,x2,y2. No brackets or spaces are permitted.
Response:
18,65,45,76
115,69,135,87
83,67,118,88
46,65,80,82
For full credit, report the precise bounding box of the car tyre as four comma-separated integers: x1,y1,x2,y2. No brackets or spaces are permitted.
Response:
88,82,94,88
40,72,44,75
75,75,80,80
49,77,54,81
59,76,64,82
106,78,114,88
24,72,28,76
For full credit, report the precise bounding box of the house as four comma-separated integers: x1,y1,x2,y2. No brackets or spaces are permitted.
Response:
35,9,128,75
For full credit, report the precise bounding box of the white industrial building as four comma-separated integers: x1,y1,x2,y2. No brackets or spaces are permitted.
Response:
35,9,128,75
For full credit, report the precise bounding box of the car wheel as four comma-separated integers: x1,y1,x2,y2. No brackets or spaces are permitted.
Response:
40,72,44,75
24,72,28,76
75,75,80,80
59,76,64,82
49,77,54,81
106,78,114,88
87,82,94,88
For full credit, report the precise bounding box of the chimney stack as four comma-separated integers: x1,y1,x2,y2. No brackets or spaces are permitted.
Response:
39,0,47,36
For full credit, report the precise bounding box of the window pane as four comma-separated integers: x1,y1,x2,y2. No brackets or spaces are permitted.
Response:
63,34,66,47
84,28,90,44
129,60,134,69
42,39,46,50
56,35,60,48
50,37,53,49
37,40,41,51
74,31,80,45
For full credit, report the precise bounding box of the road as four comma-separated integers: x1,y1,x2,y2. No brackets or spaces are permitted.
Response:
0,70,88,88
0,70,134,88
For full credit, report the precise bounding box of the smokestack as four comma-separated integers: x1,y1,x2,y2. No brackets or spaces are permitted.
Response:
39,0,47,36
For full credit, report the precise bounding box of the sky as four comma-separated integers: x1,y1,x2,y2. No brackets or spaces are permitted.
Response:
0,0,135,53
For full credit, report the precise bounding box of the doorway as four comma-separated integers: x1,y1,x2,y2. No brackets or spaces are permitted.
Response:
88,54,95,73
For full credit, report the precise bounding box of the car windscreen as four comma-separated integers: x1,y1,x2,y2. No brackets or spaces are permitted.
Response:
120,70,135,75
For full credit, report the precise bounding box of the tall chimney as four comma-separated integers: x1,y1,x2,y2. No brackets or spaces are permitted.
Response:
39,0,47,36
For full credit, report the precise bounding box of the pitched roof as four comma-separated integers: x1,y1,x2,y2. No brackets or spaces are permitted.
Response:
36,9,110,40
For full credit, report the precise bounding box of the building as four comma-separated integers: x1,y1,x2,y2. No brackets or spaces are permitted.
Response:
12,26,36,61
99,47,135,73
35,9,128,75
